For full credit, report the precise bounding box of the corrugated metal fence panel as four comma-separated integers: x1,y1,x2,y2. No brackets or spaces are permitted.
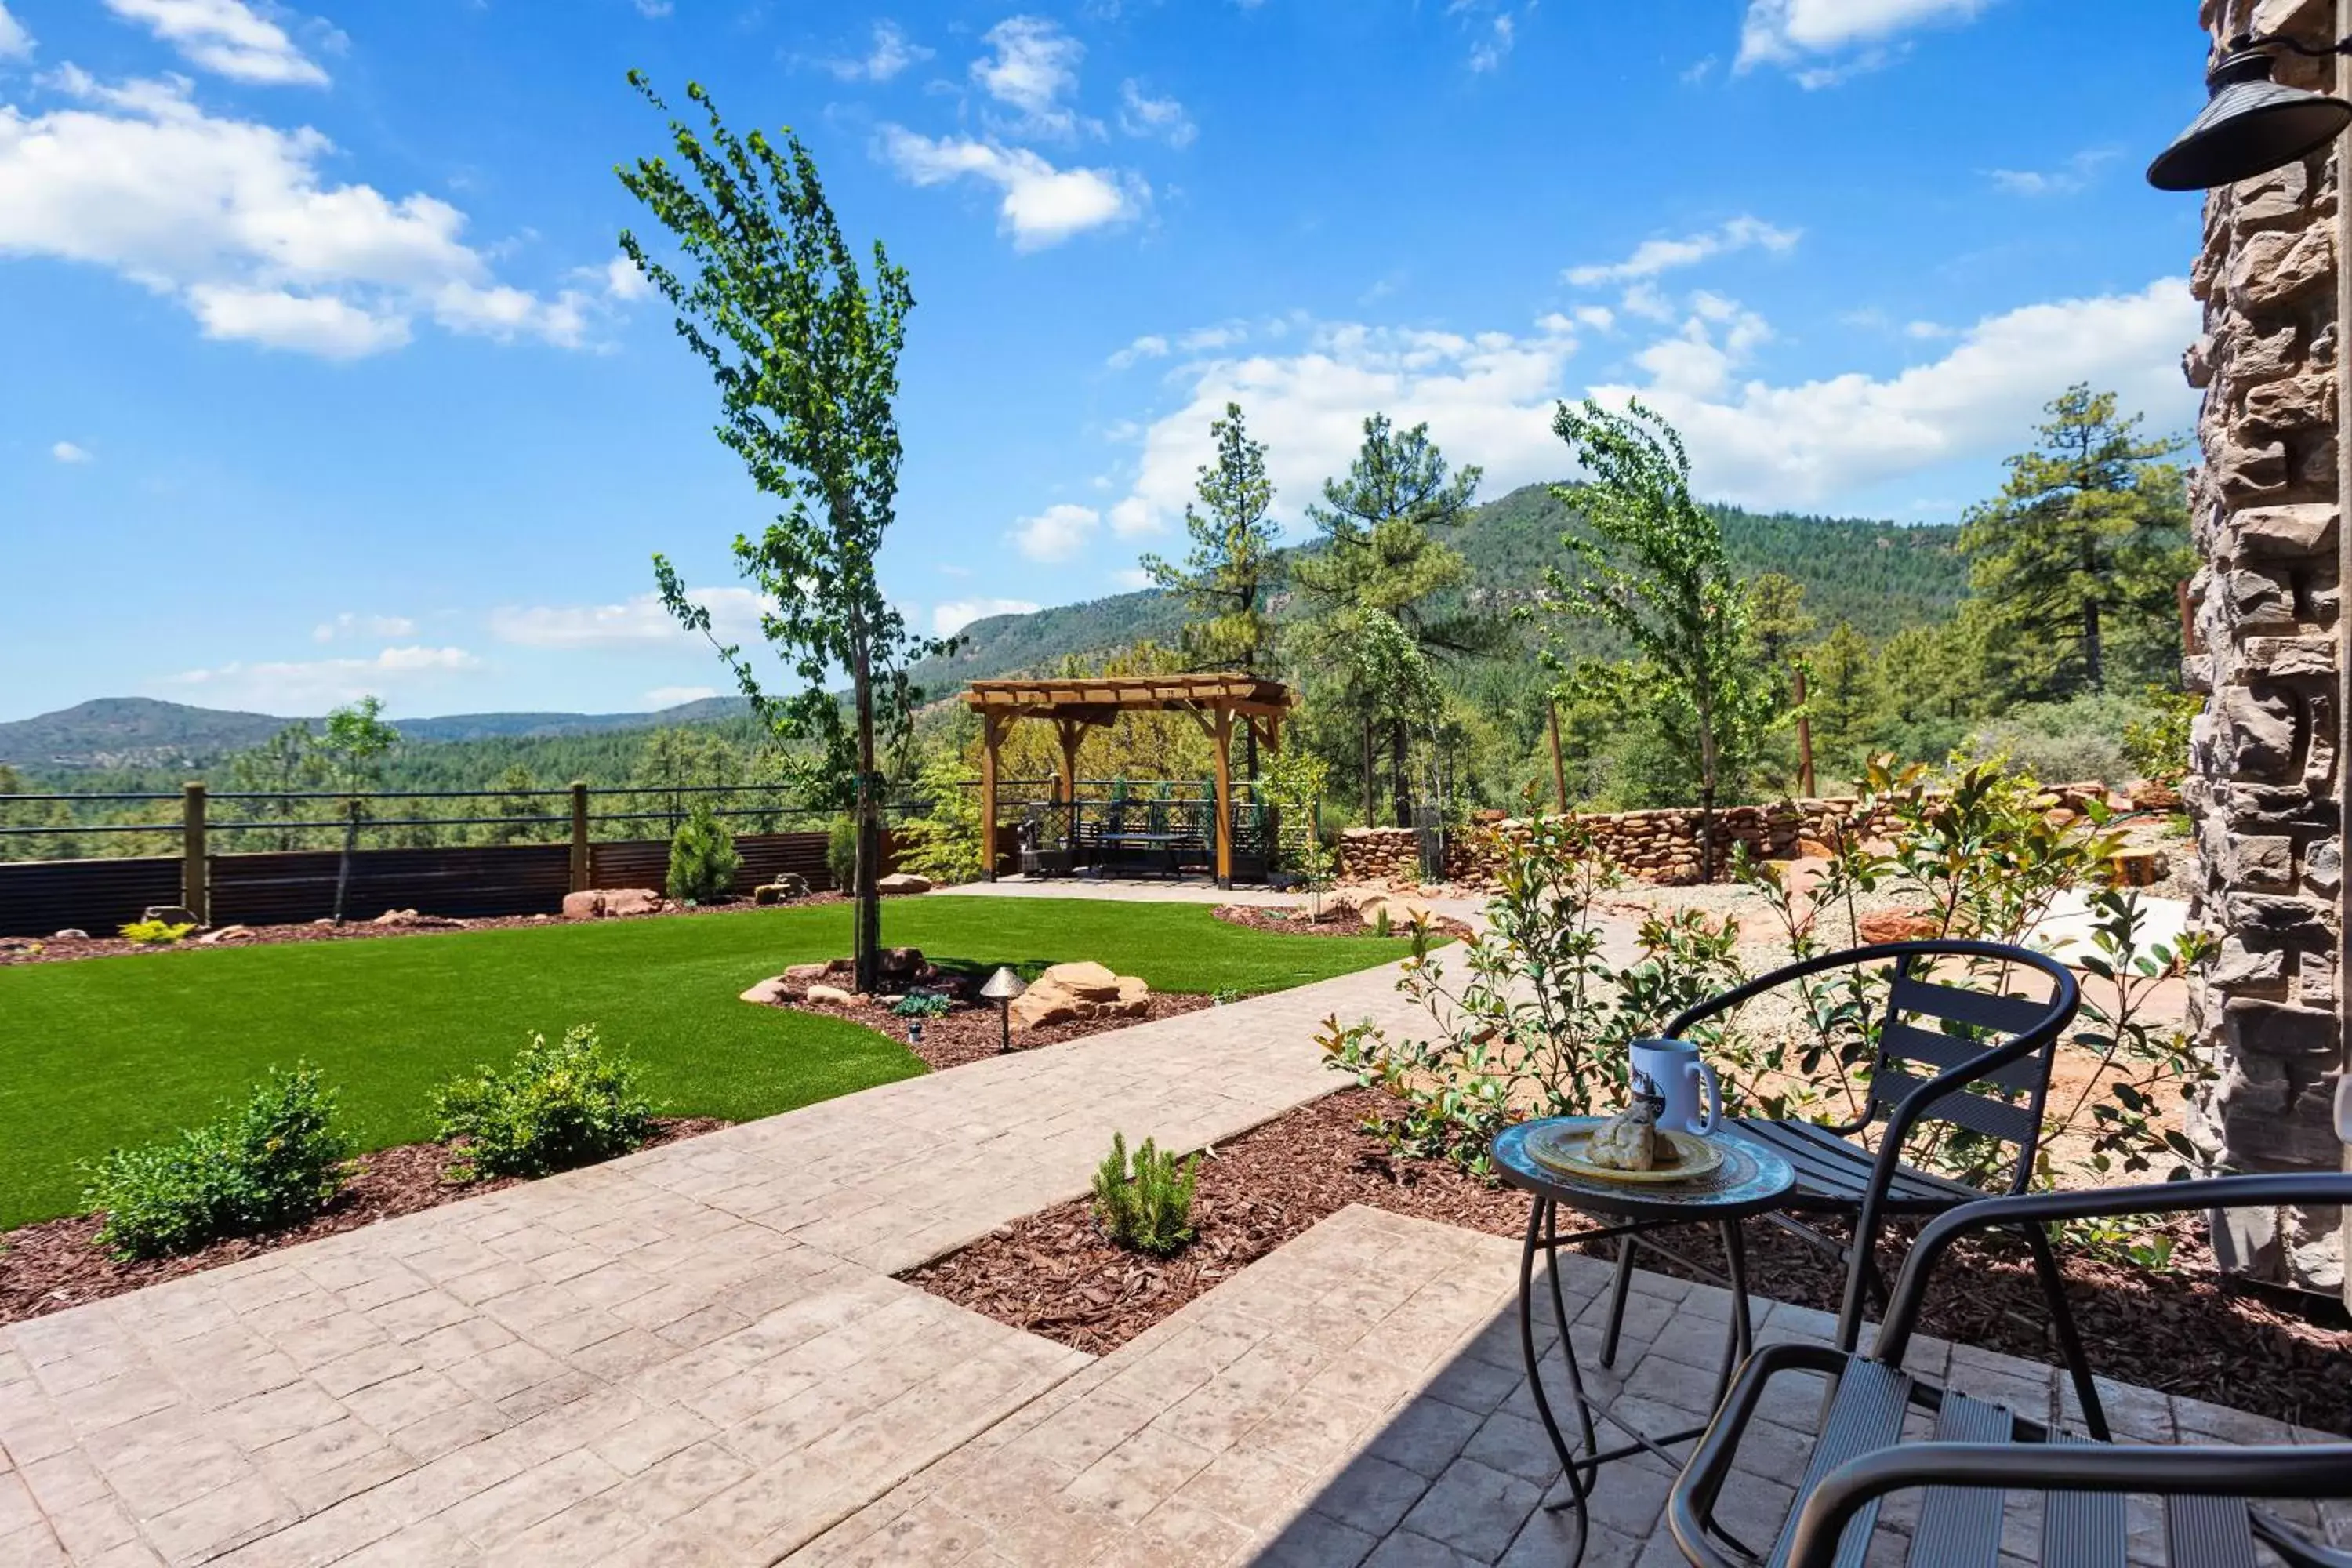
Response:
211,844,575,924
0,856,182,938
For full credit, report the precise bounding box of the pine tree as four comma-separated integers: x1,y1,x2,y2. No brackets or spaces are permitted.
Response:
1959,385,2192,701
1803,622,1888,785
1140,401,1284,775
1291,415,1500,824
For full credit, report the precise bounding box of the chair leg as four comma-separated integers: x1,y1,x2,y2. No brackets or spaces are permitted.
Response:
1600,1232,1639,1368
2023,1221,2110,1442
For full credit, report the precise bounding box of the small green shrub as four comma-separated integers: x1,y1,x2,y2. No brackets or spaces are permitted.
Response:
1091,1131,1199,1257
890,991,952,1019
433,1024,659,1181
84,1064,350,1259
118,918,195,946
826,815,859,891
665,801,741,904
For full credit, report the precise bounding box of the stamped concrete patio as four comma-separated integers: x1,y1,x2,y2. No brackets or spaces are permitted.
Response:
2,946,2337,1566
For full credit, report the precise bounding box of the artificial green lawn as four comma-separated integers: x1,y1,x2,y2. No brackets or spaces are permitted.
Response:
0,896,1415,1228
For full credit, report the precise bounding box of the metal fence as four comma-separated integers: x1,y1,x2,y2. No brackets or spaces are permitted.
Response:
0,782,909,938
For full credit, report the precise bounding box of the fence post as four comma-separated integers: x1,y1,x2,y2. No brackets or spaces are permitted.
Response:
181,781,209,924
569,782,591,891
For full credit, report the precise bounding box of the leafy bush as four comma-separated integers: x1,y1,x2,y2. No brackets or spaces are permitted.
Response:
84,1065,350,1259
826,815,859,891
1963,693,2153,788
1320,818,1744,1178
890,991,951,1019
2122,686,2201,786
664,801,741,904
118,918,195,946
1091,1131,1199,1257
433,1024,659,1181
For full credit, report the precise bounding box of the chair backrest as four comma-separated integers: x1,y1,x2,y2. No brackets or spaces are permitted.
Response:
1868,951,2071,1193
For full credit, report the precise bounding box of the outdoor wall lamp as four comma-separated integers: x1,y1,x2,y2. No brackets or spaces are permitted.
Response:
2148,31,2352,191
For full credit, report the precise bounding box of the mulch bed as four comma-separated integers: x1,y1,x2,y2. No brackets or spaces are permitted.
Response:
1210,902,1476,942
0,895,848,967
0,1118,728,1327
906,1088,2352,1433
780,992,1214,1072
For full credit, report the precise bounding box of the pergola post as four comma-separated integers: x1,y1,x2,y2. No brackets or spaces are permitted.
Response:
1211,709,1234,889
979,712,1004,882
1055,718,1086,808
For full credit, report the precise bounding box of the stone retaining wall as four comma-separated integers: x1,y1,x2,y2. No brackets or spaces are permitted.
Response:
1335,796,1908,888
2184,0,2349,1298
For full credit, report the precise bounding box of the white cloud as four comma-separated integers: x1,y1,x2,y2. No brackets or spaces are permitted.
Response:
1736,0,1988,79
1117,80,1194,147
971,16,1087,139
103,0,328,87
1107,332,1169,368
601,255,651,301
633,0,673,15
1467,12,1515,72
1011,502,1099,562
879,126,1142,249
935,597,1040,637
162,644,479,712
0,4,31,61
0,71,603,357
313,612,416,643
1094,278,2194,528
1564,216,1799,287
49,439,90,463
1986,148,2117,198
488,586,772,650
821,20,931,83
1109,567,1152,590
644,685,718,709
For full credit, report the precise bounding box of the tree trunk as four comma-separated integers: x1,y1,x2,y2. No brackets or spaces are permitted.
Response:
2082,598,2103,694
1363,712,1376,828
1695,688,1722,884
851,641,882,995
332,797,358,924
1388,719,1410,829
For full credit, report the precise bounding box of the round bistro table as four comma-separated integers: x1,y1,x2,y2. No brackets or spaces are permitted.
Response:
1491,1117,1796,1551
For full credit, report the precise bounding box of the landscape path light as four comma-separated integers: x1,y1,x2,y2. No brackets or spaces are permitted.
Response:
981,966,1027,1055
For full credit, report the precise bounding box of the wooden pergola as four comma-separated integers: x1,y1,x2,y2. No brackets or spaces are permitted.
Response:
961,673,1294,886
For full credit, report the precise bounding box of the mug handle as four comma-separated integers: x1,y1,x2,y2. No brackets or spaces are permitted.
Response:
1689,1061,1723,1134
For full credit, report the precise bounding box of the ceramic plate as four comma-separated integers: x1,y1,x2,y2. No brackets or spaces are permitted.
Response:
1526,1124,1726,1184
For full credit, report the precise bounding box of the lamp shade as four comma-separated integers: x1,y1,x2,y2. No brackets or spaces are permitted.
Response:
2147,45,2352,191
980,966,1028,1003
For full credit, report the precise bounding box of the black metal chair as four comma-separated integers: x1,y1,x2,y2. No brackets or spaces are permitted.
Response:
1600,940,2107,1433
1668,1174,2352,1568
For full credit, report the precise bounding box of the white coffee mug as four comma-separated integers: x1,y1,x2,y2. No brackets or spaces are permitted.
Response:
1630,1037,1722,1135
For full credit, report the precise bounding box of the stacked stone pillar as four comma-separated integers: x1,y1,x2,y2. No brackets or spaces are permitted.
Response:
2184,0,2350,1299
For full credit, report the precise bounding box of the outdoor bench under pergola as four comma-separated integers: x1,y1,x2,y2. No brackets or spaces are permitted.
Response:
961,673,1294,887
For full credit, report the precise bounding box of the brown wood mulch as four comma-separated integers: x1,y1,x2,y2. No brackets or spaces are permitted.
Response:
1210,902,1476,942
0,1118,729,1327
778,992,1214,1072
904,1088,2352,1434
0,895,849,966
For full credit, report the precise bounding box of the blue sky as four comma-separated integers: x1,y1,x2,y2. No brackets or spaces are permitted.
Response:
2,0,2216,722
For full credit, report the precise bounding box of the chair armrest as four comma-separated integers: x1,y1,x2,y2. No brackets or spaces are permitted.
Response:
1668,1341,1855,1568
1874,1173,2352,1362
1783,1442,2352,1568
1661,938,2076,1036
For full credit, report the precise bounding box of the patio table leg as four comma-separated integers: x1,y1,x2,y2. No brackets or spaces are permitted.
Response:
1713,1218,1755,1413
1600,1230,1639,1367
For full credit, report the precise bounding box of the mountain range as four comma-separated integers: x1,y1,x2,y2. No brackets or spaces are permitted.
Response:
5,485,1968,771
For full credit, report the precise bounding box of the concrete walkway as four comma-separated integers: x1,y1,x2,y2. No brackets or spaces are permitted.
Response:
0,957,1430,1567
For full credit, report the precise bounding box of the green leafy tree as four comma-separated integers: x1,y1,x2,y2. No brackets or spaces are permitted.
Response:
622,74,942,993
1262,744,1335,915
1541,399,1777,877
1959,384,2193,700
895,748,985,885
487,764,549,845
630,727,738,835
1803,622,1889,786
321,697,398,924
1292,415,1501,824
1141,401,1283,774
